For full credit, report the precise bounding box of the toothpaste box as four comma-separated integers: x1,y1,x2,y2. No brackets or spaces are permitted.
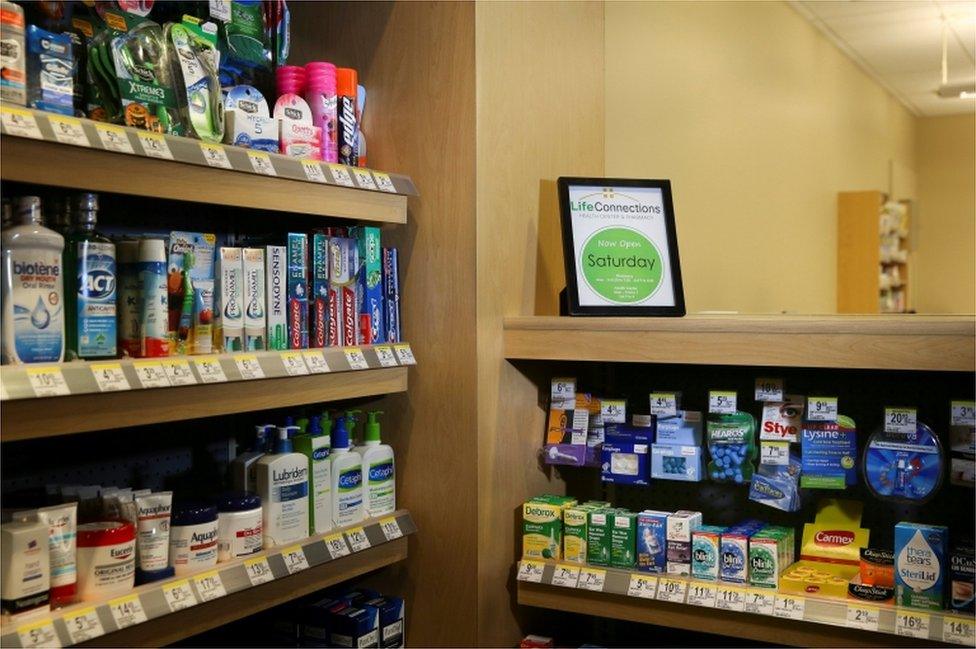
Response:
610,511,638,569
950,541,975,612
214,247,243,352
166,231,216,354
637,510,670,573
895,522,948,611
691,525,725,580
383,248,400,342
587,509,615,566
666,510,702,575
651,444,704,481
265,245,287,350
655,411,703,446
242,248,266,350
351,226,384,345
311,233,329,348
328,237,358,347
287,233,308,349
522,496,576,560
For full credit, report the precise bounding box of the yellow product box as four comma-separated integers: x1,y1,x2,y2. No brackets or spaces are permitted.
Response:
563,503,602,564
780,499,870,599
522,496,577,560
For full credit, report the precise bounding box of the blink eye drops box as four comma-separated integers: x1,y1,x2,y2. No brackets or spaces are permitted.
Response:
895,522,948,611
287,233,308,349
265,245,287,350
242,248,266,350
311,233,329,348
215,248,243,352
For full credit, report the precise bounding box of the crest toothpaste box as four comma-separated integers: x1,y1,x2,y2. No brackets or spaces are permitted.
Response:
242,248,266,350
265,245,287,350
329,237,358,346
351,226,384,345
383,248,400,342
286,234,308,349
895,522,948,611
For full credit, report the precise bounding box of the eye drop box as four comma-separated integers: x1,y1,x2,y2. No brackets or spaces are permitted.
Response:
287,233,308,349
895,522,948,611
265,245,287,350
610,511,638,569
950,541,975,612
637,510,670,573
310,233,329,348
242,248,266,350
691,525,725,581
214,247,243,352
720,522,764,584
749,527,790,588
666,510,702,575
587,509,615,567
759,396,805,442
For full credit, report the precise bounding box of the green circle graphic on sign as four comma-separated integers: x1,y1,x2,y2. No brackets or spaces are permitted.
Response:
580,227,663,303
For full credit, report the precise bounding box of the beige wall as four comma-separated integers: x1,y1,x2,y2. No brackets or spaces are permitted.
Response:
604,1,918,314
914,114,976,313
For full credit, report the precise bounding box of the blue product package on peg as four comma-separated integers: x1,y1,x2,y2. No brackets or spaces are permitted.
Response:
706,412,757,484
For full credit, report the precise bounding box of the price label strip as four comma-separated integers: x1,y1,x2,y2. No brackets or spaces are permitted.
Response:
374,345,399,367
709,391,737,414
715,585,745,611
380,517,403,541
62,606,105,644
108,594,148,628
772,595,805,620
352,168,377,190
133,361,170,388
302,350,330,374
576,567,606,592
27,367,71,397
95,124,135,153
49,115,89,147
137,132,174,159
328,164,355,187
200,142,232,169
895,610,930,639
17,619,59,649
282,545,310,574
345,527,371,552
344,347,370,370
884,407,917,435
247,150,277,176
392,343,416,365
943,615,975,645
951,401,976,427
324,533,351,559
162,579,198,612
626,574,658,599
192,570,227,602
91,363,131,392
243,556,274,585
162,358,196,385
372,171,397,193
234,354,265,380
807,396,838,422
754,378,784,402
743,589,776,616
649,392,678,417
657,578,688,603
194,356,228,383
301,159,327,183
686,582,717,608
281,351,310,376
0,106,43,139
550,564,580,588
846,604,880,632
517,560,545,584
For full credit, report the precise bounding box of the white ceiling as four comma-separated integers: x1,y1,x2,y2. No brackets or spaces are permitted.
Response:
791,0,976,116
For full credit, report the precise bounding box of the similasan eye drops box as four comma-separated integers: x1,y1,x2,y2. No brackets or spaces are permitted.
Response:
215,248,243,352
242,248,266,350
287,233,308,349
310,233,329,348
265,246,286,350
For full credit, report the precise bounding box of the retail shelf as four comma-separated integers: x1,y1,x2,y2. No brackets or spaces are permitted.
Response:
0,511,415,648
516,560,972,648
0,344,416,440
0,104,416,223
503,315,975,372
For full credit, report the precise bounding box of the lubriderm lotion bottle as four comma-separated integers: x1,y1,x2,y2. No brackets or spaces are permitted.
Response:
256,426,309,548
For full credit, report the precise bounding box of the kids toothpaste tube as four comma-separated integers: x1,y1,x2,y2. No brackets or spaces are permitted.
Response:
192,279,214,354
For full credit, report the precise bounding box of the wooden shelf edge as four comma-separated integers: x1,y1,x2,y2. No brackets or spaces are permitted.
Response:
84,537,408,648
1,366,408,440
517,581,949,648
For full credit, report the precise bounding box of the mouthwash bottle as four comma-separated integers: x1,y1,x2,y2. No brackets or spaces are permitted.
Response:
2,197,65,364
65,193,117,359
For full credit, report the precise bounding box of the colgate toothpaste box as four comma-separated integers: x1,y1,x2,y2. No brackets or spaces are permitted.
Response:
311,233,329,348
287,233,308,349
350,226,384,345
328,237,358,346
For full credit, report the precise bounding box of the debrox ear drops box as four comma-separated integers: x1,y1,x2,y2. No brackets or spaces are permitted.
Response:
522,496,576,561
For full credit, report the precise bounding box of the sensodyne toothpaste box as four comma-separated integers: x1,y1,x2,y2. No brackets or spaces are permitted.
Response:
265,246,287,350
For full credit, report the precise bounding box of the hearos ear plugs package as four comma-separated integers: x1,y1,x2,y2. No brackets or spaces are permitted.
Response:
707,412,757,484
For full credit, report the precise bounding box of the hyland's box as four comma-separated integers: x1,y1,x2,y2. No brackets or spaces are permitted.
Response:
587,508,616,567
242,248,266,350
637,511,670,573
286,233,309,349
265,246,287,350
666,510,702,575
691,525,725,581
651,444,704,481
895,522,948,611
610,511,638,569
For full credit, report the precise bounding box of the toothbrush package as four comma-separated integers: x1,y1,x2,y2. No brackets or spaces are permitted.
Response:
165,16,223,142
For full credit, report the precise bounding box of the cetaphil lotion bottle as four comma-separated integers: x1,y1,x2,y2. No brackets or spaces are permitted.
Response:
2,196,64,364
330,414,364,528
356,411,396,518
294,414,333,534
256,427,309,547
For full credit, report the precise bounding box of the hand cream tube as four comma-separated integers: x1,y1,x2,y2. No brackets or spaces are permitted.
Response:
134,491,173,582
13,502,77,607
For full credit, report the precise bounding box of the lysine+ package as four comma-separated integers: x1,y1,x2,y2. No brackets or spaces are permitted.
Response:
706,412,757,484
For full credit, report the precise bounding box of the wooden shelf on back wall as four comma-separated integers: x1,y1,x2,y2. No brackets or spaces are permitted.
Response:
502,315,975,372
0,104,416,223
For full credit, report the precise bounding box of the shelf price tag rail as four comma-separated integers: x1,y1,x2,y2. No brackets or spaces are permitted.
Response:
0,511,416,648
516,560,975,646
